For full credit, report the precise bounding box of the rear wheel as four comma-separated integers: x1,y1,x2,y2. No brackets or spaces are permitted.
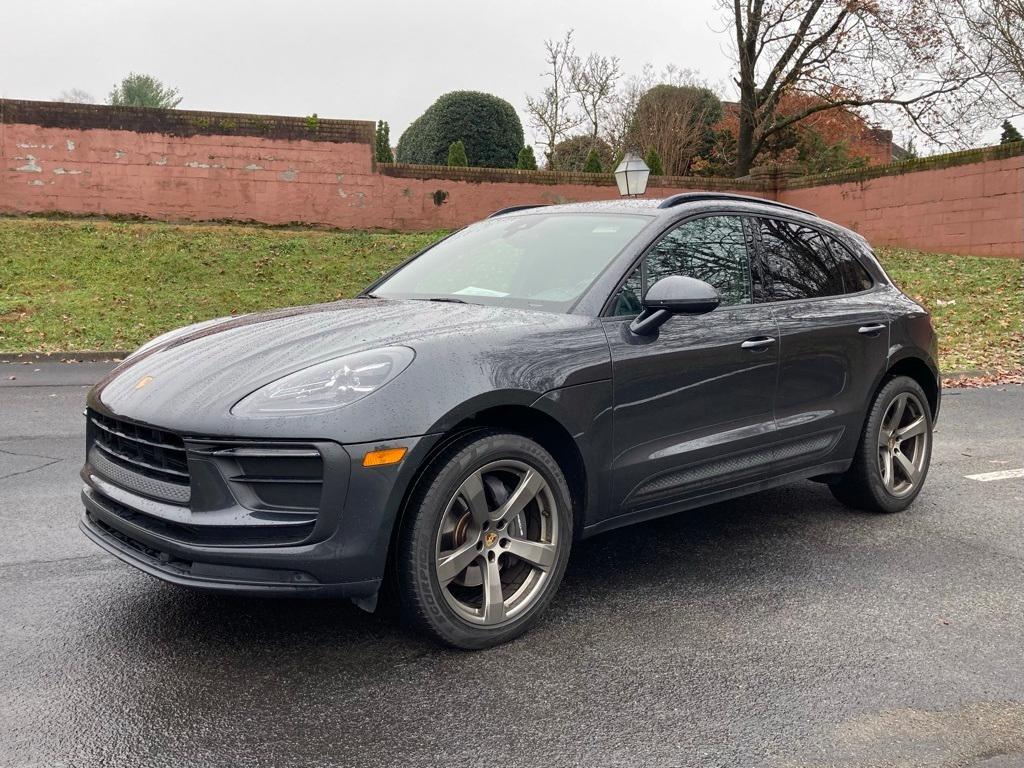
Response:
397,431,573,649
830,375,933,513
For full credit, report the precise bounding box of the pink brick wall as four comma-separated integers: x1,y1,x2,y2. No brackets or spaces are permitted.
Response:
779,155,1024,258
0,122,755,231
1,110,1021,257
0,124,379,228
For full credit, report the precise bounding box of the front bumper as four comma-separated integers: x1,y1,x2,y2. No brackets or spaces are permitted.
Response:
80,409,440,600
80,500,377,597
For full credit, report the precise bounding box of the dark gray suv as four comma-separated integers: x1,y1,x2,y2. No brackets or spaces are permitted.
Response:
80,193,939,649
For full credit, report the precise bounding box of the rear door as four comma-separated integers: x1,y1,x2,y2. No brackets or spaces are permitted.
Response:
753,217,889,472
602,214,780,522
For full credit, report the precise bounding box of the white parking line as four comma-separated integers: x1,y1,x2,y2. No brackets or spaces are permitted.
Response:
965,468,1024,482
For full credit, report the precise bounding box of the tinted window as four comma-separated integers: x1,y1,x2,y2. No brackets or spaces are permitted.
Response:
825,235,874,293
612,215,752,315
758,219,844,301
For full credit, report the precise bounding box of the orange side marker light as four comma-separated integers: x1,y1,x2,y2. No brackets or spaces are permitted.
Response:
362,447,407,467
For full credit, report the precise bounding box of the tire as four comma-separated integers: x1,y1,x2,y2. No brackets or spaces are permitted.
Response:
397,430,573,649
830,375,933,513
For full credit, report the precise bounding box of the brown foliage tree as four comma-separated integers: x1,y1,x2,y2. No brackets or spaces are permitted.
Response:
625,85,723,176
722,0,998,175
695,94,886,176
550,135,614,172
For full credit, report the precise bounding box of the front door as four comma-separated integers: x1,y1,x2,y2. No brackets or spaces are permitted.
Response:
602,214,780,522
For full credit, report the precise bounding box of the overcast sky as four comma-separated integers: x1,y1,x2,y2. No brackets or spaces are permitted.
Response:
1,0,734,147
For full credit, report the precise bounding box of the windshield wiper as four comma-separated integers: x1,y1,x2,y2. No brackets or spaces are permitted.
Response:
427,297,467,304
359,292,379,299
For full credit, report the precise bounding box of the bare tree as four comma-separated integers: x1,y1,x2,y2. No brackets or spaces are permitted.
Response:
525,30,583,167
57,88,95,104
951,0,1024,114
570,52,622,139
721,0,999,175
604,68,651,154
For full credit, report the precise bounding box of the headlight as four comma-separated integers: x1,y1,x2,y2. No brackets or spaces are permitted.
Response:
231,346,414,416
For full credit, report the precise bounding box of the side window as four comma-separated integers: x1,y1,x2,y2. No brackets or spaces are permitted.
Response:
611,215,753,315
824,235,875,293
757,218,844,301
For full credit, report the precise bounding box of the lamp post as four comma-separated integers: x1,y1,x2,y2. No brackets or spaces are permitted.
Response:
613,151,651,197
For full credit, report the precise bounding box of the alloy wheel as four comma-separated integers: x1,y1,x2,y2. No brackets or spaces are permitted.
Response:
877,392,929,498
434,459,559,626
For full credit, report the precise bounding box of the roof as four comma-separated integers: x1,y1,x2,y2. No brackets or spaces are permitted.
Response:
491,192,816,219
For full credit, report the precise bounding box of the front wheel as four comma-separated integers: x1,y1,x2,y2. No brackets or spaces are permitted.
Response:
397,431,573,649
830,375,933,513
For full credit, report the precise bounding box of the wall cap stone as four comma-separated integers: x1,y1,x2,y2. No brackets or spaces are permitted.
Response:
785,141,1024,189
379,162,763,190
0,98,375,145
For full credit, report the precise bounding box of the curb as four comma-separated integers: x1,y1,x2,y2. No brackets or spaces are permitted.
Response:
941,369,1003,382
0,351,128,363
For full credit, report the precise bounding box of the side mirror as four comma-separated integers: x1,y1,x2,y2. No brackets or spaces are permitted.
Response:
629,275,720,336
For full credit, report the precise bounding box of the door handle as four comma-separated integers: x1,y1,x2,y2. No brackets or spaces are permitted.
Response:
858,323,886,336
740,336,776,350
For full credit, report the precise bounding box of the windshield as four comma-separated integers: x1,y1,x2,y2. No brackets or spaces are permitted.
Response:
371,212,652,312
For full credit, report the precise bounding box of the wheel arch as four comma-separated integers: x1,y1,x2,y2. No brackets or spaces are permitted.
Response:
882,355,940,419
380,403,589,607
406,404,587,535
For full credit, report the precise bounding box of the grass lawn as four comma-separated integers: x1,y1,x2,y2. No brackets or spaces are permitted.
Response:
880,247,1023,373
0,219,439,353
1,218,1021,374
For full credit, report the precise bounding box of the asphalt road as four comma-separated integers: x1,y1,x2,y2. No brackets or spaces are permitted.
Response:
2,363,1023,768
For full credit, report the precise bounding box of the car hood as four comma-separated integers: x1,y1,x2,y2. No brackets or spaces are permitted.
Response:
90,299,611,438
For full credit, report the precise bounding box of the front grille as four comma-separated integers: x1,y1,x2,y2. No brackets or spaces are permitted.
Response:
85,410,327,548
89,445,191,504
89,409,189,493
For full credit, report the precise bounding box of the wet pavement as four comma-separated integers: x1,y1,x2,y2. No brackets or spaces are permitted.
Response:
2,363,1023,768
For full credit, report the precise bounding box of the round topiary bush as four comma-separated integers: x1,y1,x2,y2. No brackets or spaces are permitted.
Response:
397,91,525,168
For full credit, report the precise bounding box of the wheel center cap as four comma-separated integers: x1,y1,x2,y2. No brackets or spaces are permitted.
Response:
483,532,498,548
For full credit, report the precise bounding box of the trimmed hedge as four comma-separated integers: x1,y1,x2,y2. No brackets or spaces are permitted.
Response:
396,91,524,169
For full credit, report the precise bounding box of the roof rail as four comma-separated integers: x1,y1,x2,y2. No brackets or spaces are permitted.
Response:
488,204,548,218
656,192,816,217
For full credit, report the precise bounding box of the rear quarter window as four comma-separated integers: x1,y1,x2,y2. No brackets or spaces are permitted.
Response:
756,218,844,301
825,235,875,293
